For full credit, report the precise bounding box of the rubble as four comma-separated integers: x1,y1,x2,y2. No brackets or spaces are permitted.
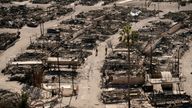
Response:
31,0,51,4
142,13,192,107
163,12,187,22
79,0,100,6
0,5,42,28
102,0,118,5
99,6,192,107
0,32,20,50
54,0,78,5
149,93,191,107
0,4,73,28
0,89,21,108
0,0,11,3
101,89,143,104
1,1,192,108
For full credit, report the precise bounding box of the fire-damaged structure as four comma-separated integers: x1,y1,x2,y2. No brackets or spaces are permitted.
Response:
0,32,20,50
1,1,192,107
100,6,192,107
0,4,73,28
0,4,162,107
100,44,147,105
141,10,192,107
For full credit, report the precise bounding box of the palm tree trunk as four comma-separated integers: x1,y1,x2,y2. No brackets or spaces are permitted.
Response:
127,32,131,108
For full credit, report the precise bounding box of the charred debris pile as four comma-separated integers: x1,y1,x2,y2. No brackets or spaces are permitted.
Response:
100,24,147,105
0,87,60,108
0,89,22,108
100,10,192,107
0,4,73,28
100,47,145,104
31,0,79,5
0,0,29,3
1,6,162,107
0,0,77,4
99,6,159,106
79,0,119,6
30,0,117,6
0,5,44,28
152,0,192,6
140,10,192,107
0,32,20,50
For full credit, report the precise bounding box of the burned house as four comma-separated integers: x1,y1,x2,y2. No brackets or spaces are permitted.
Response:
0,33,20,50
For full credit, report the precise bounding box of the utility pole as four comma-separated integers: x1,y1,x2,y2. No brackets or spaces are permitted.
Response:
177,47,181,95
157,2,160,18
30,36,32,44
127,28,131,108
150,41,153,75
68,67,75,107
177,47,180,76
56,52,61,108
40,20,44,36
42,21,44,36
175,54,177,76
40,22,42,36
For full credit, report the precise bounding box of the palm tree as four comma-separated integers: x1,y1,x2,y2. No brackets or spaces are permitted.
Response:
18,92,30,108
119,24,138,108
